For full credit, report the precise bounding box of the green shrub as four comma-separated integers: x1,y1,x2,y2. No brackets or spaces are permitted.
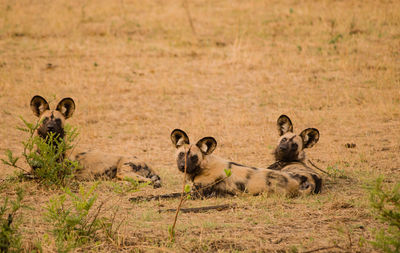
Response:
45,183,112,252
2,117,80,188
368,177,400,253
0,188,26,252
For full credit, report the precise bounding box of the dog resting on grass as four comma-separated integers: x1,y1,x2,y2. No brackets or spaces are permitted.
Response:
169,129,315,198
29,95,161,188
267,115,322,194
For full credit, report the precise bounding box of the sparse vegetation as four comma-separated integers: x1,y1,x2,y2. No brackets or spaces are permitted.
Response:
326,164,348,179
368,177,400,253
45,183,115,252
0,188,25,253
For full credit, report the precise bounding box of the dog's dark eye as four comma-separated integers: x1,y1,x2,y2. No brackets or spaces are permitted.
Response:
281,138,287,142
291,143,298,150
55,118,62,125
178,152,185,159
42,117,49,124
191,155,198,164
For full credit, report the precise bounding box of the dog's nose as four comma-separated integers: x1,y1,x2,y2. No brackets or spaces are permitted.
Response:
279,145,288,151
47,126,55,132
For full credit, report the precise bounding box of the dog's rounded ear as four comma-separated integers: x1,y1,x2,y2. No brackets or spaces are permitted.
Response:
300,128,320,149
30,95,50,117
171,129,190,148
277,115,293,136
56,98,75,119
196,137,217,155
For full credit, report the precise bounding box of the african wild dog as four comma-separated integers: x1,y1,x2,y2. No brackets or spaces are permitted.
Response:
30,95,161,188
170,129,303,198
267,115,322,194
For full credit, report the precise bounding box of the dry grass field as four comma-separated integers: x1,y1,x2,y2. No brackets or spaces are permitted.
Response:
0,0,399,252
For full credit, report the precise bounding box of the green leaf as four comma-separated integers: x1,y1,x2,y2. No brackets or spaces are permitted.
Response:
224,169,232,177
0,158,10,166
16,126,29,132
2,149,19,166
168,225,175,241
184,184,191,193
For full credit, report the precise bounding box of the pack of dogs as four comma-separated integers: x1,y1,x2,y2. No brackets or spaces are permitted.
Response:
28,95,323,199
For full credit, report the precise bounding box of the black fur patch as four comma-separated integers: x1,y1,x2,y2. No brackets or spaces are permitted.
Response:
177,153,202,178
266,171,288,187
193,182,233,198
37,126,65,142
311,174,322,194
228,162,257,170
266,172,277,179
124,162,162,188
267,161,289,171
187,166,203,181
37,113,65,143
265,172,275,186
124,162,151,177
235,182,247,192
290,173,310,190
274,147,301,163
104,166,118,178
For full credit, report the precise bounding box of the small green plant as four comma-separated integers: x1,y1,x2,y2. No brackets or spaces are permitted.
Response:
329,33,343,44
288,245,298,253
368,177,400,253
1,117,80,188
326,165,348,179
0,188,27,252
45,183,114,252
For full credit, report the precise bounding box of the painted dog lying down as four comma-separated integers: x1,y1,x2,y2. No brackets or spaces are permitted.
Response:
30,95,161,187
267,115,322,194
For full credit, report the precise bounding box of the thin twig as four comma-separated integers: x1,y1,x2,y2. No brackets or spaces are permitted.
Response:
162,204,237,213
182,0,197,37
129,192,182,202
11,165,30,174
308,159,329,175
169,146,188,241
87,201,105,234
65,137,81,161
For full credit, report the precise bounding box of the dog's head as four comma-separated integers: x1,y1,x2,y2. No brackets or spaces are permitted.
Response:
170,129,217,177
30,95,75,140
274,115,319,162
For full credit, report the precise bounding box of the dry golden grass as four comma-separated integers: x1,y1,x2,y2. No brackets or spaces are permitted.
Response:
0,0,399,251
